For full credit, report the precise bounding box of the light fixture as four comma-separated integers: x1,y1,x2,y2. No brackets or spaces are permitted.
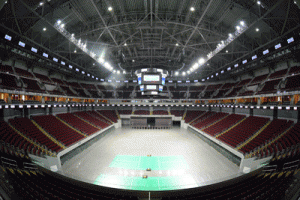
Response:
93,63,95,66
256,28,259,32
226,50,228,53
190,7,195,11
117,70,120,74
257,1,261,5
236,26,241,30
43,27,47,31
175,71,179,76
175,43,179,46
182,72,186,76
57,20,61,25
228,33,233,37
74,49,77,53
198,58,205,65
124,43,127,46
113,70,116,73
132,60,135,62
123,71,126,74
60,24,65,28
39,2,44,6
108,6,113,11
240,21,245,26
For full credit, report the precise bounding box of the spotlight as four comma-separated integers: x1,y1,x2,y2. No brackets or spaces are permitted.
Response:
198,58,205,64
108,6,113,11
57,20,61,25
117,70,120,74
175,43,179,46
236,26,241,30
190,7,195,11
132,60,135,62
124,43,127,46
39,2,44,6
74,49,77,53
226,50,228,53
71,33,74,37
175,71,179,76
240,21,245,26
43,27,47,31
257,1,261,5
256,28,259,32
123,71,126,74
182,72,186,76
93,63,95,66
60,24,65,28
228,33,233,37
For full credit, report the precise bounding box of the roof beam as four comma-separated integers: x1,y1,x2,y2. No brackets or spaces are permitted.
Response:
89,0,118,47
184,0,213,48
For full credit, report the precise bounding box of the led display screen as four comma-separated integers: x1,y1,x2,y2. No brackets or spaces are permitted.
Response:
143,75,160,82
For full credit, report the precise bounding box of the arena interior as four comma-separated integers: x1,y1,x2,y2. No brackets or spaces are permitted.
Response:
0,0,300,199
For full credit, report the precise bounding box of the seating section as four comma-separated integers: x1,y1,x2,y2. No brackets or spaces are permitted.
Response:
9,118,62,153
118,110,132,115
0,121,43,156
97,110,118,122
193,112,228,130
203,114,245,136
258,79,280,94
134,110,150,115
0,64,13,73
57,113,99,135
22,78,43,92
0,73,20,90
226,87,242,97
33,115,85,146
217,116,269,148
170,110,184,117
74,112,109,129
184,110,205,123
153,110,169,115
102,91,113,98
236,79,251,87
14,68,34,78
284,74,300,91
288,65,300,75
87,111,112,125
257,122,300,158
61,86,77,96
240,119,293,154
269,69,287,79
34,73,52,83
249,74,267,85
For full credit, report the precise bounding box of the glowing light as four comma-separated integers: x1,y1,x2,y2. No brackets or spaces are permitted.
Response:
175,43,179,46
256,28,259,32
43,27,47,31
198,58,205,64
57,20,61,25
236,26,241,30
108,6,113,11
175,71,179,76
240,21,245,26
190,7,195,11
257,1,261,5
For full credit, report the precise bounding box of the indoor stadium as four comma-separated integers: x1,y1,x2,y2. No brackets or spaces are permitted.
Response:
0,0,300,199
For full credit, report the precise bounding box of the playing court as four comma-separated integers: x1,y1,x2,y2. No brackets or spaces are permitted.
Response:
62,127,240,191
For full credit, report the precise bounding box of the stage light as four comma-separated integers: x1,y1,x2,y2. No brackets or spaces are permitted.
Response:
124,43,127,46
39,2,44,6
175,71,179,76
43,27,47,31
240,21,245,26
256,28,259,32
117,70,120,74
108,6,113,11
234,64,238,68
236,26,241,30
123,71,126,74
198,58,205,64
257,1,261,5
132,60,135,62
226,50,228,53
190,7,195,11
74,49,77,53
60,24,65,28
176,43,179,46
229,33,233,37
182,72,186,76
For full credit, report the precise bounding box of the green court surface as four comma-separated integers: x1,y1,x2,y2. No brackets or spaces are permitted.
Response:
109,155,189,170
93,174,198,190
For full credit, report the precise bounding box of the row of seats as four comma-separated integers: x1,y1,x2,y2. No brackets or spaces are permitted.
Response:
193,112,228,130
153,110,169,115
217,116,269,148
33,115,85,146
9,118,62,153
240,119,294,154
203,114,245,136
86,111,111,126
0,121,46,156
97,110,118,123
170,110,184,117
184,110,205,123
57,113,99,135
74,112,109,129
191,111,214,125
